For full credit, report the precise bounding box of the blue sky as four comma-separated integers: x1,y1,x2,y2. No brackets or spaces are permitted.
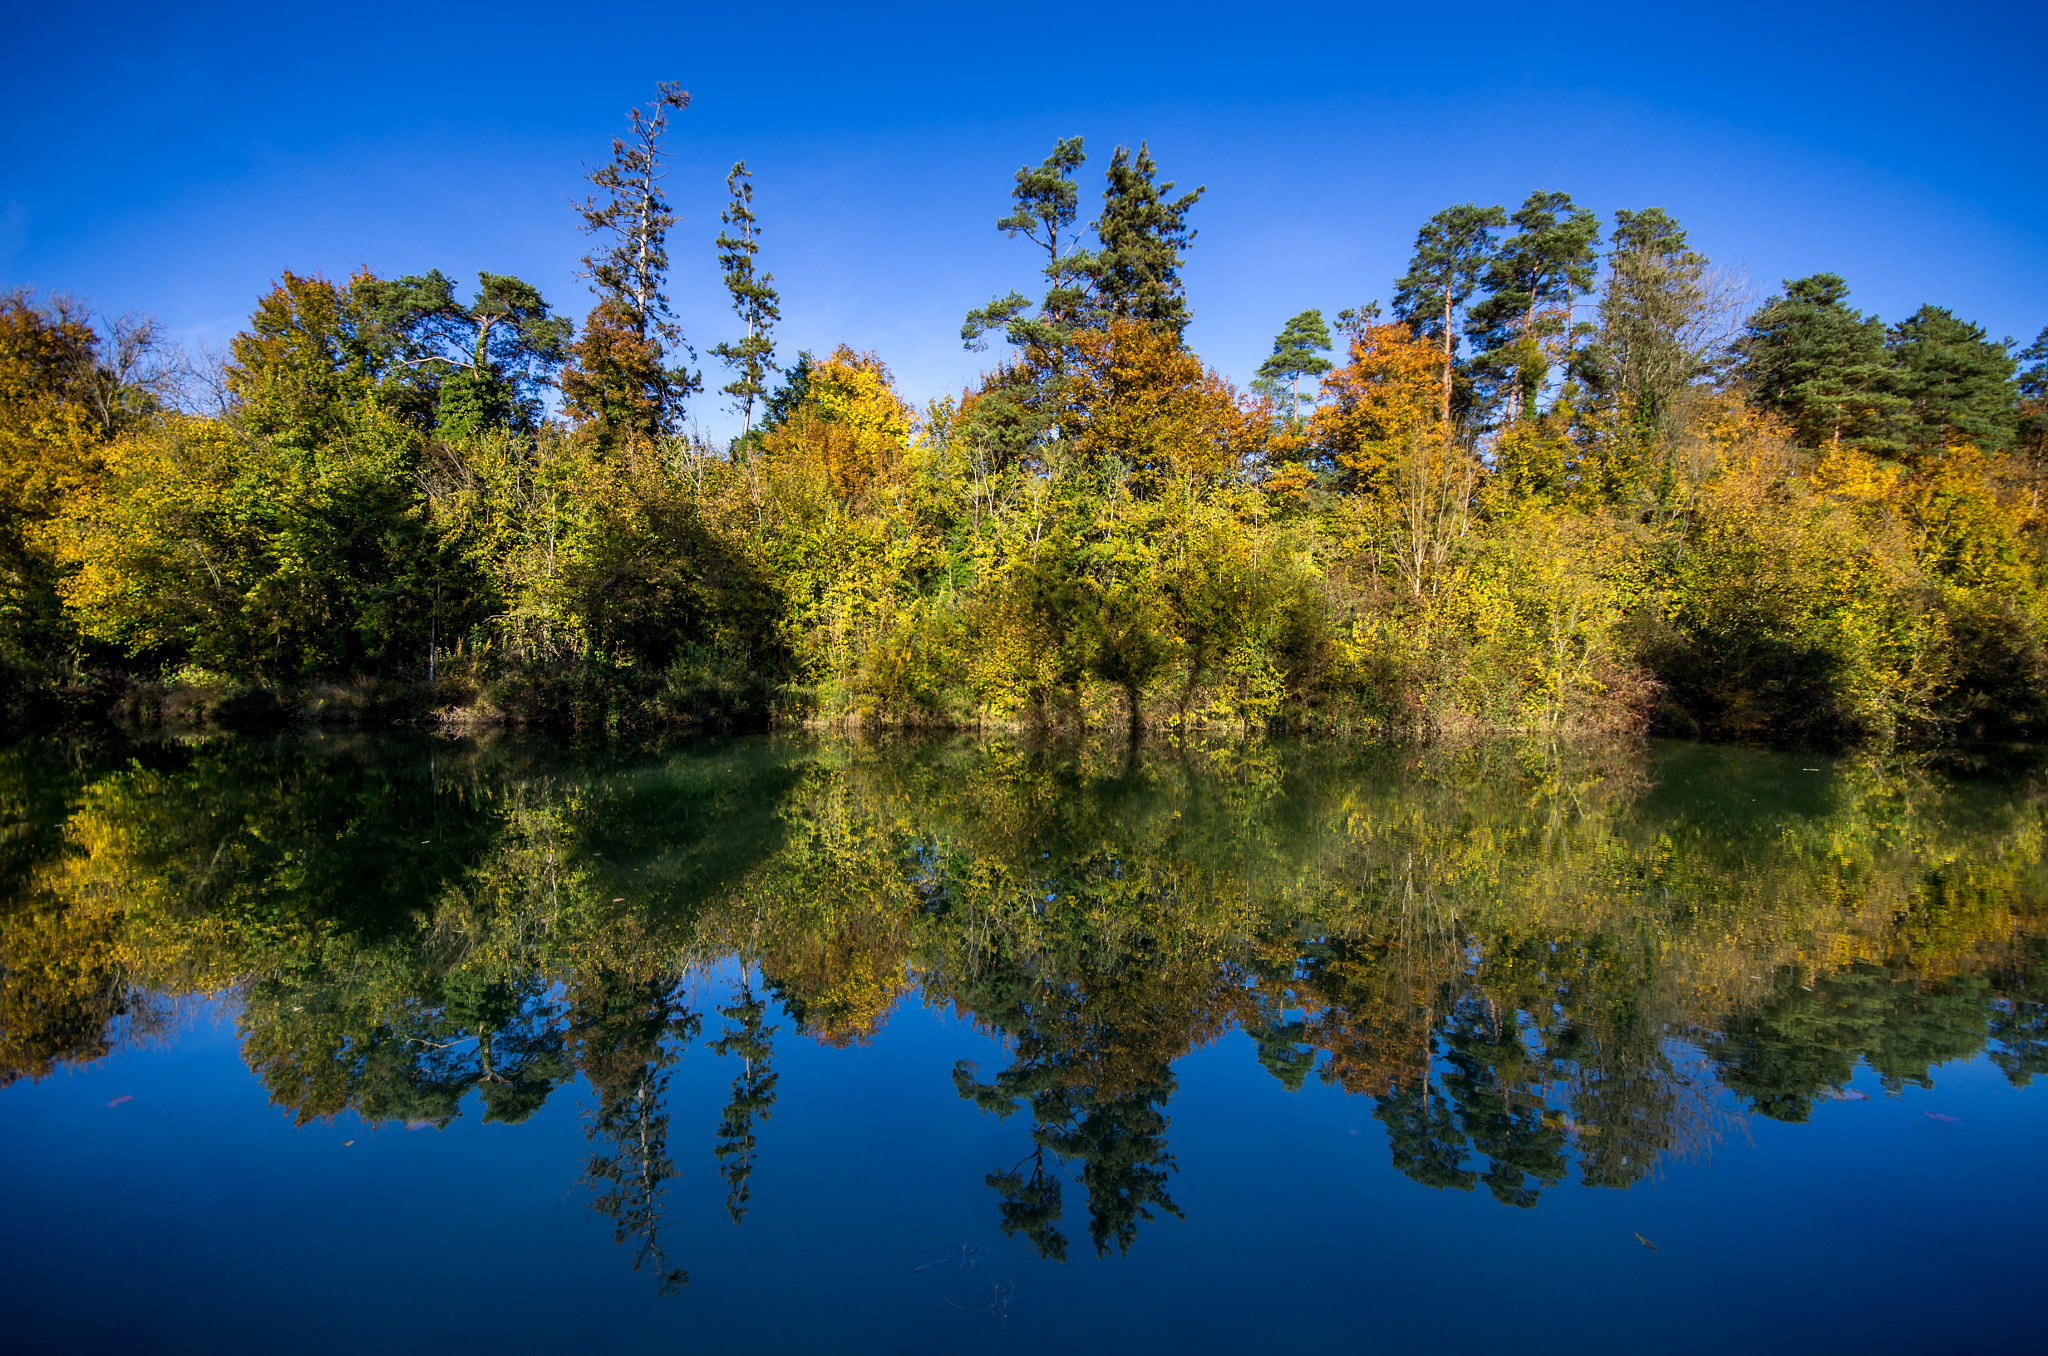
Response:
3,1,2041,440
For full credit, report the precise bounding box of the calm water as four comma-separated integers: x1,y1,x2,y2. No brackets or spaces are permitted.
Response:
1,731,2042,1353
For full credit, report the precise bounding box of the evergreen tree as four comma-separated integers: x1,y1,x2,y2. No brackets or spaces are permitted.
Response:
1083,143,1204,340
759,350,813,430
560,82,701,444
1591,207,1709,431
1252,308,1334,422
1885,305,2018,456
962,137,1090,352
1732,274,1902,453
2017,326,2048,461
356,270,570,437
962,139,1202,348
708,162,781,434
705,980,778,1225
1392,203,1506,434
1466,191,1599,424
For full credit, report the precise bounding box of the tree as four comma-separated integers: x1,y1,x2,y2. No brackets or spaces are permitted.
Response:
355,270,571,437
1590,207,1710,431
963,140,1204,352
1732,273,1902,453
574,973,699,1296
1466,191,1599,424
225,271,396,446
1083,143,1204,341
2017,326,2048,461
0,291,170,650
1885,305,2018,457
962,136,1091,353
709,162,781,433
1253,309,1334,423
560,82,701,444
1392,204,1506,436
705,978,778,1224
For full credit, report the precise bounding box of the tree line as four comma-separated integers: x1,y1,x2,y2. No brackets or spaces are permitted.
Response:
4,82,2046,745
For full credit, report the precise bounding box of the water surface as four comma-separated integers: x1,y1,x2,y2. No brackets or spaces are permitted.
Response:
1,732,2041,1352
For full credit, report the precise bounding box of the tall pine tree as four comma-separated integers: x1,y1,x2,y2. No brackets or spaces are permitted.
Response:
1253,309,1334,423
1466,191,1599,424
709,161,781,434
560,82,701,444
962,137,1090,352
1083,143,1204,340
1392,203,1506,434
962,139,1204,347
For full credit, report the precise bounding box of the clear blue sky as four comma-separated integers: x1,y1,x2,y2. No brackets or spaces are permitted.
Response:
3,1,2041,440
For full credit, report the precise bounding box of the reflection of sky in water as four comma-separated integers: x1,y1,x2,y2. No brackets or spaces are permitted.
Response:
0,733,2042,1352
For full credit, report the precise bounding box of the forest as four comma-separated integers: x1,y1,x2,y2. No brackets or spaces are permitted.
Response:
4,82,2046,748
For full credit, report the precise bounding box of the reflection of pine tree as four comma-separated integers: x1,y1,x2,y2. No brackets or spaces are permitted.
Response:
573,974,700,1296
705,979,778,1224
984,1146,1067,1262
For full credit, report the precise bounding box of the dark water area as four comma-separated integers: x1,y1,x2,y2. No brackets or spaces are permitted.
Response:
0,731,2043,1353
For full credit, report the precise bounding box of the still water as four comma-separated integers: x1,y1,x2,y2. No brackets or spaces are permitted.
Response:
0,731,2041,1352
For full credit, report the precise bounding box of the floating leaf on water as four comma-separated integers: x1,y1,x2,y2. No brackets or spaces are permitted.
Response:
105,1095,132,1108
1633,1231,1659,1252
1925,1112,1962,1123
342,1140,355,1146
612,898,625,903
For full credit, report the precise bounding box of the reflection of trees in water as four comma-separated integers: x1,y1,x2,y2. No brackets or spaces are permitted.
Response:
706,976,777,1224
573,973,699,1295
7,732,2048,1268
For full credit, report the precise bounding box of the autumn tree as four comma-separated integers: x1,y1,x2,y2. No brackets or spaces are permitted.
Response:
709,161,781,433
0,291,171,650
225,271,401,445
560,82,701,444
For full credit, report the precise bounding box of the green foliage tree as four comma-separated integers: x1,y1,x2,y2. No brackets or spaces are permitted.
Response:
354,269,571,437
1252,308,1334,423
709,162,782,433
1083,143,1204,340
706,978,778,1223
962,136,1091,353
1588,207,1711,432
2017,326,2048,461
1732,273,1903,452
1466,191,1600,424
1885,304,2018,457
1392,203,1507,433
963,139,1204,351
